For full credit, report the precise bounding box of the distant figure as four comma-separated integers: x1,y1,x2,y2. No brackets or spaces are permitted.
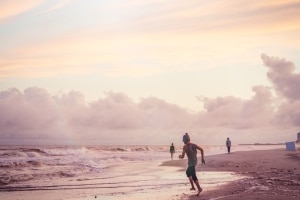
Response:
170,143,175,160
179,133,205,196
226,138,231,154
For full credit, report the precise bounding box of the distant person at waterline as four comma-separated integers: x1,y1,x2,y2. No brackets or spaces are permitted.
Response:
226,137,231,154
169,143,175,160
179,133,205,196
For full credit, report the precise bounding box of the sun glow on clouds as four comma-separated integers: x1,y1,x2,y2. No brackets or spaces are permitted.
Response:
0,0,42,21
38,0,71,14
1,0,300,78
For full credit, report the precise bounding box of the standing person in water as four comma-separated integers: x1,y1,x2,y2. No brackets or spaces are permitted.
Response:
179,133,205,196
226,137,231,154
169,143,175,160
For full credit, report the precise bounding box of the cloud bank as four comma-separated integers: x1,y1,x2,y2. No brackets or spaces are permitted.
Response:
0,54,299,145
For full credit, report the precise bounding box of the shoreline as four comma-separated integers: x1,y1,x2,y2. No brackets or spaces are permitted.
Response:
1,147,299,200
162,148,300,199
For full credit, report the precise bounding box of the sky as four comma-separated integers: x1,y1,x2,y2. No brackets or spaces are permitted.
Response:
0,0,300,145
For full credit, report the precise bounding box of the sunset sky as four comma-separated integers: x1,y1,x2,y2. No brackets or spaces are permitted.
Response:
1,0,300,145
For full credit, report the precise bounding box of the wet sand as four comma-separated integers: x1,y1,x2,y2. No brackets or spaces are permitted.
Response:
163,148,300,200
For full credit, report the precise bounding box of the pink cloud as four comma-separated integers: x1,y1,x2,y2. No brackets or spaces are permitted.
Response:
196,85,274,129
262,53,300,100
0,54,299,144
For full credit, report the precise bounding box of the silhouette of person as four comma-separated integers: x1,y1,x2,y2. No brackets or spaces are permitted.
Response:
226,137,231,154
170,143,175,160
179,133,205,196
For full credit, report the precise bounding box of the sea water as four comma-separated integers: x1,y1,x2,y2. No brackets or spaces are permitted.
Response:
0,145,284,200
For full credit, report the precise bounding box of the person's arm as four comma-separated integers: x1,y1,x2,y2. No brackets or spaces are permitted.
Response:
179,145,186,159
195,145,205,165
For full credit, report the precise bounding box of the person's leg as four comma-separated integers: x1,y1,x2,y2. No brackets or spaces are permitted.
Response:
186,167,195,190
194,180,202,196
191,166,202,196
228,147,231,153
188,176,195,190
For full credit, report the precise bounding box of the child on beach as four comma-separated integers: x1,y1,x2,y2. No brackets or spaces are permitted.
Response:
179,133,205,196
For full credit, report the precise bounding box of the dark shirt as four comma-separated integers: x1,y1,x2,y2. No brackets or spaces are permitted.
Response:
170,145,175,153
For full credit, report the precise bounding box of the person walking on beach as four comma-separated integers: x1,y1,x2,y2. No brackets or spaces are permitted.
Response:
179,133,205,196
170,143,175,160
226,137,231,154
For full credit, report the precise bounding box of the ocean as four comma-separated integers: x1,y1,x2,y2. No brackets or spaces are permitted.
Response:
0,144,284,200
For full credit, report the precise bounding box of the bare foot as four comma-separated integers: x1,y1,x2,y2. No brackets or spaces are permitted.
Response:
196,187,203,196
190,187,195,190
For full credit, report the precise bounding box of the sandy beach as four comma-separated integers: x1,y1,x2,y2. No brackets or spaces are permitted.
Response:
162,148,300,200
